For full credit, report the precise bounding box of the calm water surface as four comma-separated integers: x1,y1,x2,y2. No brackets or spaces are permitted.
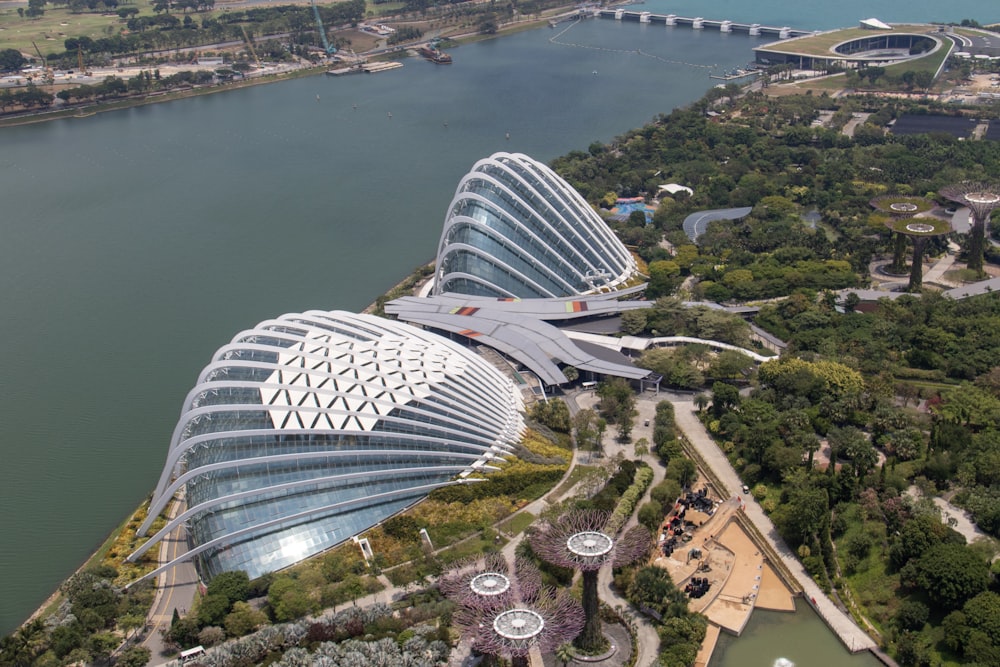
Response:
0,19,762,634
711,607,883,667
1,0,996,639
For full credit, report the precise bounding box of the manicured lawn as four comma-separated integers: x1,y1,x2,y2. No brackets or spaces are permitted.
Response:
0,4,155,55
498,511,536,536
551,464,599,498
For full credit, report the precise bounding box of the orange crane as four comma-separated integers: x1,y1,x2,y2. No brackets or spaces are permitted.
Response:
77,46,91,77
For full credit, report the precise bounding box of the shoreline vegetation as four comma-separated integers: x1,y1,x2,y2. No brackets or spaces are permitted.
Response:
0,2,593,128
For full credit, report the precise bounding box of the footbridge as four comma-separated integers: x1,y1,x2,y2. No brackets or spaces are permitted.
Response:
595,9,813,39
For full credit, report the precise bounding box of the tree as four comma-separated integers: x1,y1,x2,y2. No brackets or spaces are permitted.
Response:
26,0,45,17
198,625,226,647
913,543,990,610
196,593,231,627
710,382,740,417
708,350,753,380
117,646,151,667
573,409,602,453
224,601,267,637
0,49,27,73
620,309,648,335
665,457,697,488
638,500,664,532
268,576,315,621
206,570,249,605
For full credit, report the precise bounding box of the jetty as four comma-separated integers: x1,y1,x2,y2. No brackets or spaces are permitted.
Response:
594,8,813,39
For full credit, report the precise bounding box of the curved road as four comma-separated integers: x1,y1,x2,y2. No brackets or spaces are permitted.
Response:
141,497,200,666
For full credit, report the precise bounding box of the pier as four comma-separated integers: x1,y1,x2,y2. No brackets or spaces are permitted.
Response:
594,9,813,39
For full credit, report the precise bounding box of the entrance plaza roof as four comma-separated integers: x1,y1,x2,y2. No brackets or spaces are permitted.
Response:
385,294,655,385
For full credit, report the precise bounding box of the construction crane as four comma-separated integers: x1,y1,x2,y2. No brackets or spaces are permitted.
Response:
240,24,262,68
77,46,91,77
31,41,54,84
310,0,337,56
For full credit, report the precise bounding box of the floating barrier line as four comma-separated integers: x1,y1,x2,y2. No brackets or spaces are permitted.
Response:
549,19,715,70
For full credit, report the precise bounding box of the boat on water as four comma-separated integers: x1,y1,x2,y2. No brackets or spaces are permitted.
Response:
418,45,452,64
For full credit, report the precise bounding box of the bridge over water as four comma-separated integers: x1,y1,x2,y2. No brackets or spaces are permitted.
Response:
593,8,814,40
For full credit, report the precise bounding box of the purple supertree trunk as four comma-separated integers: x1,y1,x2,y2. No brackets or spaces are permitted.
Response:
455,588,584,662
529,510,651,652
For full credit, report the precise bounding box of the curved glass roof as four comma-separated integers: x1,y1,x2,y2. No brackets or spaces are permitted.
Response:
130,311,524,581
434,152,638,298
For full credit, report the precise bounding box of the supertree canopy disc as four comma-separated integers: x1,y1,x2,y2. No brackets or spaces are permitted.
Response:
566,531,614,566
440,554,515,610
492,609,545,647
455,587,585,659
530,509,651,571
884,217,951,237
870,195,934,216
940,183,1000,220
470,572,512,598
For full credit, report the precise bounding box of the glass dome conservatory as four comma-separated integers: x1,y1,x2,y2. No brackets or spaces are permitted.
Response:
130,311,524,581
434,152,638,298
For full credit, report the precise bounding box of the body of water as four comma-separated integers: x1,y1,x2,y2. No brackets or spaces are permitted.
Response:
0,18,763,635
711,606,883,667
1,0,996,645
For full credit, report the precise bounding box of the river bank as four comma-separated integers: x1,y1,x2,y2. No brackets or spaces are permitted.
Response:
0,4,586,128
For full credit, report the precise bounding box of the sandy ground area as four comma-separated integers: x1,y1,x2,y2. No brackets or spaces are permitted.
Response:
653,490,796,667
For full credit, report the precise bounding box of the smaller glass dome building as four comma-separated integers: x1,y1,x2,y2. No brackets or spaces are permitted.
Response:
434,152,638,298
130,311,524,581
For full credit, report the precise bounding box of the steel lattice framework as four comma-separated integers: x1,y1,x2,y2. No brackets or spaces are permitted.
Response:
128,311,525,582
434,152,639,298
870,196,936,274
445,555,582,664
940,183,1000,273
529,510,651,652
883,217,952,291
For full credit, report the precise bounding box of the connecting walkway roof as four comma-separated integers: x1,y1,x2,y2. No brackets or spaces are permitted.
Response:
385,294,654,385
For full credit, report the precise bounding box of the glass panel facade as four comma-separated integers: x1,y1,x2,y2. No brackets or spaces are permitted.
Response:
435,152,638,298
137,311,524,581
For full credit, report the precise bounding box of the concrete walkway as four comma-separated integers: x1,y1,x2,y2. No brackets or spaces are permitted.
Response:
570,392,667,667
671,402,877,653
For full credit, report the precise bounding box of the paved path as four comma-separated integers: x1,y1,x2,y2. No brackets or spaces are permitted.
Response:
573,392,666,667
671,402,876,653
906,486,991,546
920,250,960,287
144,497,200,666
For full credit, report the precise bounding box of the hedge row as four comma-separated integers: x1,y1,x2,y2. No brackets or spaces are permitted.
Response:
607,464,654,534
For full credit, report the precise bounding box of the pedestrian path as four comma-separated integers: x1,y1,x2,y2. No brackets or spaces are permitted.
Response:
671,402,877,653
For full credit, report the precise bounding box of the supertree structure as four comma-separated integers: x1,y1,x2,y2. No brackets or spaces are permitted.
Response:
442,555,583,667
883,217,951,291
529,510,651,652
940,183,1000,274
870,196,935,274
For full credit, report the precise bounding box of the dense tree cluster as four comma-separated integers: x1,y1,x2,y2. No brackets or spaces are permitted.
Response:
0,565,154,666
552,93,1000,303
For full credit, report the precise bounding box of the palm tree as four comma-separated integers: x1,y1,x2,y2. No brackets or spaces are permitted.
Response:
694,393,709,414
